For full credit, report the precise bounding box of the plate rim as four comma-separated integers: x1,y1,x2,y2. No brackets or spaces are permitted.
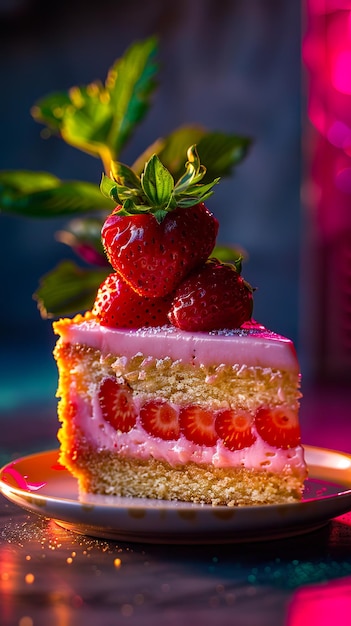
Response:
1,444,351,511
2,445,351,544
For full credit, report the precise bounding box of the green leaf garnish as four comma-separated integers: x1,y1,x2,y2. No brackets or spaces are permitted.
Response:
149,127,252,183
31,37,159,172
0,171,113,218
196,132,252,183
34,260,110,318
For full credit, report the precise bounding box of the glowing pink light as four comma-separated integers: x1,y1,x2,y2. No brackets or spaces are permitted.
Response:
327,120,351,150
332,50,351,94
287,579,351,626
335,166,351,193
307,0,351,15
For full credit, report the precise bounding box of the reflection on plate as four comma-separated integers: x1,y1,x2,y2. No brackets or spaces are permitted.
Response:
1,446,351,544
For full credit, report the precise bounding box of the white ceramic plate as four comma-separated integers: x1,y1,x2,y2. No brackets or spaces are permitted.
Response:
1,446,351,544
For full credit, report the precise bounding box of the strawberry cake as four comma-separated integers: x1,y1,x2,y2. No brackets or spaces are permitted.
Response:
53,147,306,506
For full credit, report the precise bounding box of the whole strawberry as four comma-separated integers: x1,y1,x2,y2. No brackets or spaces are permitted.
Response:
168,258,254,332
92,272,173,328
100,146,219,298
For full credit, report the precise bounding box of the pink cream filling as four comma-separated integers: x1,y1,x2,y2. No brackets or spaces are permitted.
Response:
69,388,306,479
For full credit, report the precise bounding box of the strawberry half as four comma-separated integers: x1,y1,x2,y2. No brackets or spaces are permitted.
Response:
179,405,218,447
168,258,254,331
92,272,172,328
215,409,257,451
255,406,301,449
100,146,219,297
140,399,179,440
98,377,137,432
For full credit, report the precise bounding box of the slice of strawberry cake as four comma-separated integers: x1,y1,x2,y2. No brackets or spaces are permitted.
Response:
53,147,306,506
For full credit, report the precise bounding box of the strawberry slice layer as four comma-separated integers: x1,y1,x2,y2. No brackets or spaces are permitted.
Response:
215,409,257,451
179,405,218,447
140,400,179,440
255,406,301,449
98,377,137,432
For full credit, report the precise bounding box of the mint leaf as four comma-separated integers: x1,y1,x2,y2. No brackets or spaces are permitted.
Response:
31,91,72,133
141,154,174,208
196,133,252,182
107,37,159,157
0,170,59,194
31,37,159,168
0,172,113,217
154,128,252,182
34,260,110,318
149,126,205,178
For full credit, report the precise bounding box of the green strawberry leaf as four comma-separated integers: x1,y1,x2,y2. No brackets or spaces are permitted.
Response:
141,154,174,209
30,91,72,133
0,170,59,194
146,126,206,177
34,260,110,318
119,197,151,215
100,174,120,203
174,144,205,192
102,145,220,217
172,145,219,206
0,171,113,217
153,128,252,182
100,172,145,209
32,37,159,168
175,180,220,207
196,133,252,183
107,37,159,158
211,244,248,264
110,161,142,190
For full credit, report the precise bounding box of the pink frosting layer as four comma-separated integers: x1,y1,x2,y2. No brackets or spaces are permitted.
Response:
56,320,299,372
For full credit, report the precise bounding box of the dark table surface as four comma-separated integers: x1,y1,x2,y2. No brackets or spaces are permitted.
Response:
1,382,351,626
